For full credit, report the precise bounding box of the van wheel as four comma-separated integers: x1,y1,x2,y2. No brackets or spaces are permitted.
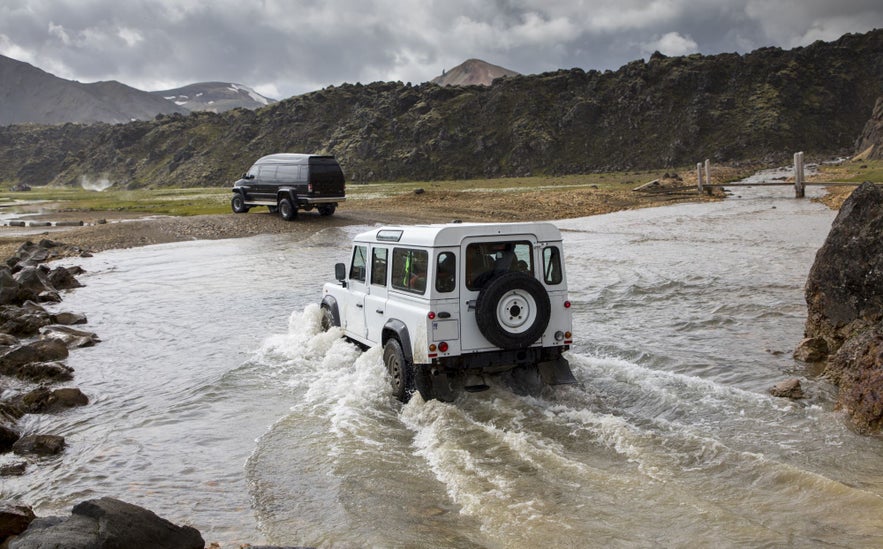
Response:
318,204,336,216
278,198,297,221
475,272,551,350
383,339,414,403
231,194,249,213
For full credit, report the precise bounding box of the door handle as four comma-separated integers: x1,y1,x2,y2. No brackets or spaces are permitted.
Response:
376,309,384,314
356,303,363,308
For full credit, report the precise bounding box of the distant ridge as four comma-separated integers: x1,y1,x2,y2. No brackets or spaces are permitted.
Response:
0,54,187,126
431,59,519,86
150,82,276,113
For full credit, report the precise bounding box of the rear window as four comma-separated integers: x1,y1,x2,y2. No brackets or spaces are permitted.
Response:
309,158,344,184
465,241,533,290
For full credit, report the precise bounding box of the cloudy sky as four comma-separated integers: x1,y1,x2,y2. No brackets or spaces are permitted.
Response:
1,0,882,100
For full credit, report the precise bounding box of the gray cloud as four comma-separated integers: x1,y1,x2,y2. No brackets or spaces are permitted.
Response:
1,0,881,99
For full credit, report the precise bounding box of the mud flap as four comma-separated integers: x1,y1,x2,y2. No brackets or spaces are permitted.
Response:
415,365,458,403
537,357,577,385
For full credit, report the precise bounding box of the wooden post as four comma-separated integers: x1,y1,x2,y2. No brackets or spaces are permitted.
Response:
697,162,704,193
794,151,805,198
704,159,712,195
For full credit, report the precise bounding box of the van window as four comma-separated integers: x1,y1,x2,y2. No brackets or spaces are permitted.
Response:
543,246,563,285
275,164,302,184
391,248,429,294
309,159,345,183
371,247,388,286
466,241,532,290
436,252,455,293
258,165,277,182
350,245,367,283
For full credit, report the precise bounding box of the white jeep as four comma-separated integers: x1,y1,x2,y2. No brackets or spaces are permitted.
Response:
320,222,576,402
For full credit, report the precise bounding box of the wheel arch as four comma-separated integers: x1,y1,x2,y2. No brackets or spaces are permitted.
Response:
381,319,413,363
320,295,340,327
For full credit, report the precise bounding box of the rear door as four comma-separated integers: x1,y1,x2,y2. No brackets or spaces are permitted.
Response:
459,235,538,351
308,157,346,199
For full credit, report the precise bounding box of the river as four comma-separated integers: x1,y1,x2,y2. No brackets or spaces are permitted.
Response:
3,181,883,548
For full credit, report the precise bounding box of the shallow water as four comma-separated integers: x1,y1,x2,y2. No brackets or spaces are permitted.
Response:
4,182,883,547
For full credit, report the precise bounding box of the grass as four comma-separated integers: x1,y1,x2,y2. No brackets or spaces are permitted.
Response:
0,166,721,216
815,158,883,183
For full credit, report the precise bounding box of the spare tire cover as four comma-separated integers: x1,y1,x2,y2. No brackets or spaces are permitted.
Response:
475,272,551,350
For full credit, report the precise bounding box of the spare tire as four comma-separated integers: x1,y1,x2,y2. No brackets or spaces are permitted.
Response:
475,272,551,350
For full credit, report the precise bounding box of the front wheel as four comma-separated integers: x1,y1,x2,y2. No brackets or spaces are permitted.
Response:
231,194,250,213
383,339,414,403
278,198,297,221
320,305,337,331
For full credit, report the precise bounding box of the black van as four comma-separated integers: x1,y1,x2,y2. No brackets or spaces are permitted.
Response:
231,153,346,220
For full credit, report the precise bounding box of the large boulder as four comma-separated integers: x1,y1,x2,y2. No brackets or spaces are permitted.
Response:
16,387,89,414
800,182,883,433
803,182,883,352
40,326,100,348
0,505,35,542
7,497,204,549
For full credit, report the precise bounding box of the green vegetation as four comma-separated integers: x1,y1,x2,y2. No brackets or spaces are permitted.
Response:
817,159,883,183
0,170,678,216
0,187,231,216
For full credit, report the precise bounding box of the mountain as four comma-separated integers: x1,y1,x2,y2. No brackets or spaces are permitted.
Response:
150,82,275,113
855,96,883,159
0,54,188,125
431,59,519,86
1,29,882,189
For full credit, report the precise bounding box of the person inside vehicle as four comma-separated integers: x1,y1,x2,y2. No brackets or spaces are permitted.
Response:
409,260,427,292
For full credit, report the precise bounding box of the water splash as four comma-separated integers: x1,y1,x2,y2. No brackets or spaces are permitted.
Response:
80,175,114,192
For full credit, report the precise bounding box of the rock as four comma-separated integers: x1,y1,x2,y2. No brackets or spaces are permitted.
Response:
0,505,35,539
0,333,19,346
17,386,89,413
14,361,74,383
0,304,52,337
793,337,829,362
0,423,20,453
0,461,26,476
8,497,204,549
825,324,883,433
12,434,65,456
800,182,883,433
40,326,100,348
769,378,805,399
803,182,883,351
51,312,87,325
0,268,23,306
12,267,54,296
0,339,69,375
47,266,82,290
36,290,61,303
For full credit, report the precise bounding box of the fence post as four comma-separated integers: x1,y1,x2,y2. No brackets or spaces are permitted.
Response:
794,151,805,198
704,159,712,195
697,162,704,193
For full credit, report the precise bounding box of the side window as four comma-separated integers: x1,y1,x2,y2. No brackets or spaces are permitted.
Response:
275,164,299,184
246,165,259,178
436,252,455,293
349,245,367,283
391,248,429,294
258,165,277,182
371,247,388,286
543,246,563,285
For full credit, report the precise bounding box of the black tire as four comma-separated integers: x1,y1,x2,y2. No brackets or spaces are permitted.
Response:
475,271,551,350
278,197,297,221
383,338,414,403
320,305,337,331
318,204,336,216
231,194,250,213
268,205,278,213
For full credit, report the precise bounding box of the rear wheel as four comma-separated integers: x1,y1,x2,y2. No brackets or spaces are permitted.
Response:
383,339,414,402
278,198,297,221
231,194,249,213
318,204,336,216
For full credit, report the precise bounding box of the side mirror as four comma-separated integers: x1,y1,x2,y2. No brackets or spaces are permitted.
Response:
244,173,255,180
335,263,346,282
